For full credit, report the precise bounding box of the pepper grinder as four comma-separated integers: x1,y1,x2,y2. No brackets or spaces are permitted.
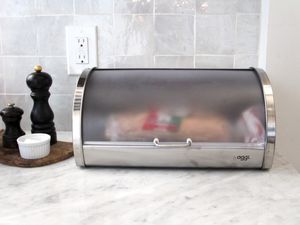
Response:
0,103,25,149
26,65,57,145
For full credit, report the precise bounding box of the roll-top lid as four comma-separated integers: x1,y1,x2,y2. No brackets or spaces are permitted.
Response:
81,69,266,146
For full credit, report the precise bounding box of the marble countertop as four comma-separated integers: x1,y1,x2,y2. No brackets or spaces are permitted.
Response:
1,133,300,225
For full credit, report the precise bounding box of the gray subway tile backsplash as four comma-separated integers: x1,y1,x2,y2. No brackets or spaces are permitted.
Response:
74,0,113,15
0,0,263,131
74,15,114,57
237,0,261,13
35,0,74,15
155,15,194,55
114,15,154,56
49,95,73,131
98,56,115,68
195,55,234,68
196,0,238,15
39,57,78,95
2,57,39,94
36,16,73,56
0,96,3,129
155,56,194,68
0,0,35,17
236,15,260,54
1,17,38,55
115,55,154,68
156,0,196,14
234,54,258,68
196,15,235,54
0,59,4,94
114,0,154,14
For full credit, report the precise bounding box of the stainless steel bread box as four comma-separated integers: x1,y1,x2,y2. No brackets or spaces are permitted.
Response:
73,68,276,169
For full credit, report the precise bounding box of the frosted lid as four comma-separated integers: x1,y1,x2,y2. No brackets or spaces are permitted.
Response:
82,69,265,145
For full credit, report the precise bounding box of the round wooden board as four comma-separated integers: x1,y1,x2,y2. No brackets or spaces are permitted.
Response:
0,130,73,168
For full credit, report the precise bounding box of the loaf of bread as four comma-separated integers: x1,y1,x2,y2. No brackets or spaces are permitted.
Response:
105,110,231,142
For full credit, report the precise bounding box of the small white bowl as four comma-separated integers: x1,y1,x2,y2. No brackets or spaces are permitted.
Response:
17,134,51,159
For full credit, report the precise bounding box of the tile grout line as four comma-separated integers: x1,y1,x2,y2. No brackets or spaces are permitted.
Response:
72,0,75,15
0,56,5,96
258,0,268,69
0,21,6,95
36,22,40,59
112,0,116,68
124,54,236,57
0,21,3,56
193,12,196,68
34,0,40,65
0,14,74,18
72,0,76,30
0,55,67,58
233,12,238,68
0,54,256,58
0,13,261,18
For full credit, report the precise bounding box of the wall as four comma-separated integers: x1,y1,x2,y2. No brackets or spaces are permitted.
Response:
0,0,262,131
266,0,300,171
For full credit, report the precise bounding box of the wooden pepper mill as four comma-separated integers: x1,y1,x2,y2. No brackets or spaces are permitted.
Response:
26,65,57,145
0,103,25,149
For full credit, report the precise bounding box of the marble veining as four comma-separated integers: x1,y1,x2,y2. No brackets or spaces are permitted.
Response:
1,133,300,225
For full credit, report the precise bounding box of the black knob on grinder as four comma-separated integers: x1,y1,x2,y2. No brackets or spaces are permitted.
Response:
0,103,25,149
26,65,57,145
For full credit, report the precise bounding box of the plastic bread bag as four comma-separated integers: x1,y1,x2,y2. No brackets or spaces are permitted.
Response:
235,105,266,143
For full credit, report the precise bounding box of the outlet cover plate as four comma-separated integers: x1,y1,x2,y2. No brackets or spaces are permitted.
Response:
66,26,97,75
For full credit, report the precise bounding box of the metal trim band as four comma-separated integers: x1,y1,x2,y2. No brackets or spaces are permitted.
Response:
72,68,94,166
252,68,276,169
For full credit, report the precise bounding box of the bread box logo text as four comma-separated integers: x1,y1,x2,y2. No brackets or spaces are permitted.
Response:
235,155,250,161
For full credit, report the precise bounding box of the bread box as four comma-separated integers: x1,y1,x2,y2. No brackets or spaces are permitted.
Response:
73,68,275,169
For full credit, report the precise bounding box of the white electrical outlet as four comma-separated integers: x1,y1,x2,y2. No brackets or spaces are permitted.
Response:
66,26,97,75
76,37,89,64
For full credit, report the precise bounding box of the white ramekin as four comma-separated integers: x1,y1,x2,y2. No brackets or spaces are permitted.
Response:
17,134,51,159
